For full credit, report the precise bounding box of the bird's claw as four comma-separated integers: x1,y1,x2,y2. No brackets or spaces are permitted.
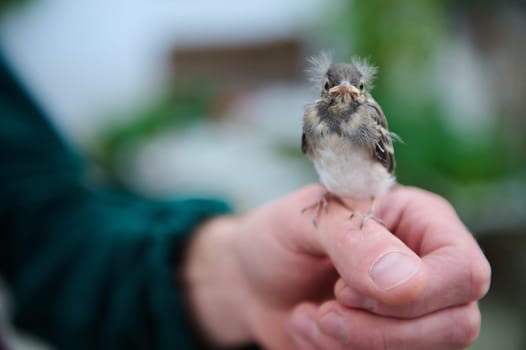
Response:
349,210,385,229
302,192,330,227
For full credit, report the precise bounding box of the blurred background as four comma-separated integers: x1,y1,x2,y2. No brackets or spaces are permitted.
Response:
0,0,525,349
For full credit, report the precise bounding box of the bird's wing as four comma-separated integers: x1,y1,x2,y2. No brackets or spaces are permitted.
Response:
301,132,310,154
366,100,395,173
301,104,318,156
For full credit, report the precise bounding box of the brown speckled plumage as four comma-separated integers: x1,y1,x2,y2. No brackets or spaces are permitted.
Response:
302,53,397,205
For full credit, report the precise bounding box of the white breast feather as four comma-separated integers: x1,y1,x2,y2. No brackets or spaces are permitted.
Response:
312,136,394,200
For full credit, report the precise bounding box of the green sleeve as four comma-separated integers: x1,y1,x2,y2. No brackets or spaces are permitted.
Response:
0,52,232,350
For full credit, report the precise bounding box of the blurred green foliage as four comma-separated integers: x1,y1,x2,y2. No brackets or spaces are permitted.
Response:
344,0,445,69
339,0,524,195
0,0,28,12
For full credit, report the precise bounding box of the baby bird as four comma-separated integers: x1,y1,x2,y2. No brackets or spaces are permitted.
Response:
301,52,397,227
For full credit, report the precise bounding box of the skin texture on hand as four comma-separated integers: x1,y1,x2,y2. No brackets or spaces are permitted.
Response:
183,184,491,350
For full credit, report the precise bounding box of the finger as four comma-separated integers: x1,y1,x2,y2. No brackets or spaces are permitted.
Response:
280,184,429,305
316,300,481,350
330,187,490,316
288,303,347,350
322,218,428,305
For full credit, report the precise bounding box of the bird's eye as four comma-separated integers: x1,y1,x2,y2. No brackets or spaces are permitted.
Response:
359,82,364,91
324,81,330,91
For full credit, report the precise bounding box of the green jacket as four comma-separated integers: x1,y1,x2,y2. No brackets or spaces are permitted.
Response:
0,52,236,349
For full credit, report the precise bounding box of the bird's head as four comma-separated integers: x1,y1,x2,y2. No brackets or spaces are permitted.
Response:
307,52,377,108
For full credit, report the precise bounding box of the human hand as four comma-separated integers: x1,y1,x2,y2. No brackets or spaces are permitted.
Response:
184,184,491,350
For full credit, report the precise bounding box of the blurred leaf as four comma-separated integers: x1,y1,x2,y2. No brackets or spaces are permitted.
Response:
342,0,446,72
0,0,28,11
92,86,214,178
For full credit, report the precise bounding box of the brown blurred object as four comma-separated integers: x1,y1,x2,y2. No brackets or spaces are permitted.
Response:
172,40,302,87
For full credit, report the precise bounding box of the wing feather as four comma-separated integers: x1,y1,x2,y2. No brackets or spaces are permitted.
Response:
367,101,395,173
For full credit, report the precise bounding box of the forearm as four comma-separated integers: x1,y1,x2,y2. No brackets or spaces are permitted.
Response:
183,215,254,347
2,187,232,349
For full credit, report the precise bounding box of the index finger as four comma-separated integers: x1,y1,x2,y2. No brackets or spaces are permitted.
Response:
379,186,491,297
378,186,483,255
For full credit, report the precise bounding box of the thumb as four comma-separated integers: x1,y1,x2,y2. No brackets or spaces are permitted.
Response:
322,216,428,305
294,186,428,305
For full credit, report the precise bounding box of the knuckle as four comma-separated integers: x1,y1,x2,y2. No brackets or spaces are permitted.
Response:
429,191,456,214
409,186,450,207
304,183,326,198
371,328,389,350
470,257,492,300
345,327,387,350
450,304,481,348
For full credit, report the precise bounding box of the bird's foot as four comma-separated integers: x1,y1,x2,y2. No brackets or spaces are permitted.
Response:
359,209,385,229
302,192,330,227
348,197,385,230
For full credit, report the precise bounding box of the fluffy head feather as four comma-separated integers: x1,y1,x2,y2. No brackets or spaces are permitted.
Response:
306,50,333,88
350,56,377,87
306,52,378,90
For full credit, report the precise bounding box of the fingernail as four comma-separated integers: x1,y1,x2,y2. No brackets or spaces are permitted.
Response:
319,312,349,344
370,251,419,290
290,312,319,343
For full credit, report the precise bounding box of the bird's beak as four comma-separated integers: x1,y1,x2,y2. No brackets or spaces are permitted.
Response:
329,82,360,99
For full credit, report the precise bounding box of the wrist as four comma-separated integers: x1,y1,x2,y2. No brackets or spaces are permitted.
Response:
182,215,253,346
